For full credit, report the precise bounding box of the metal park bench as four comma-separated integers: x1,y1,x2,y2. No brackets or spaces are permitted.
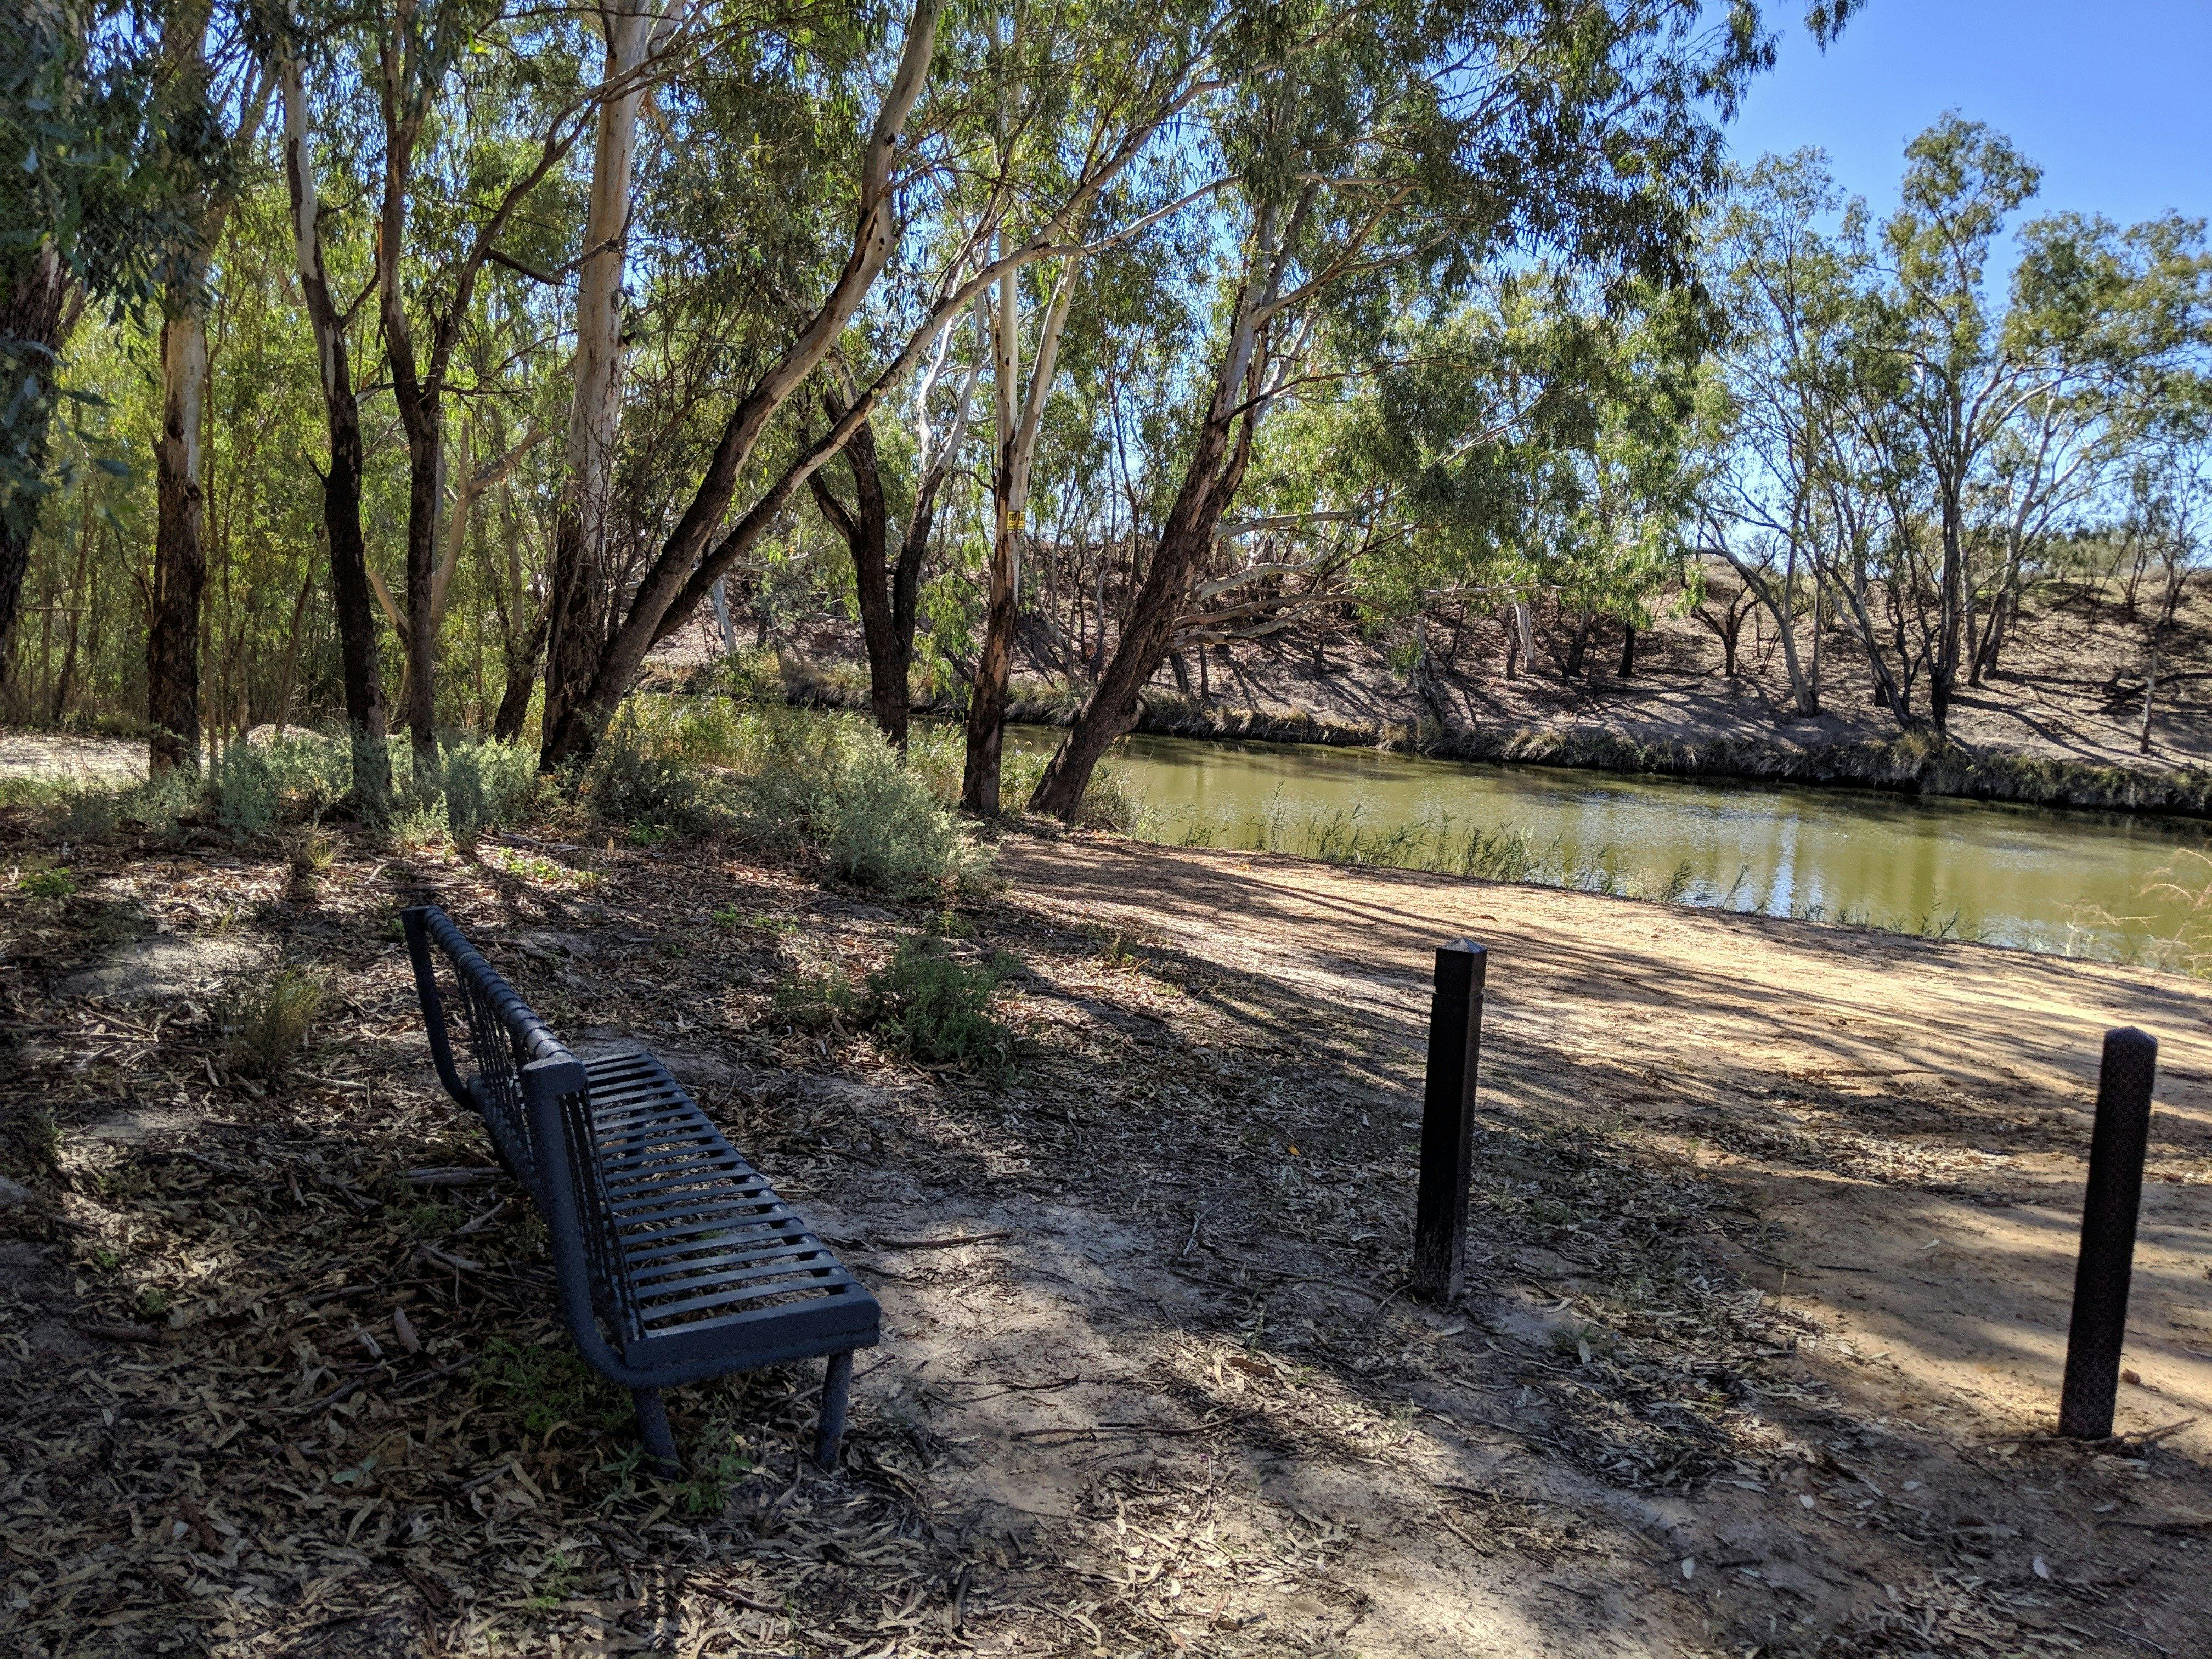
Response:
400,904,879,1476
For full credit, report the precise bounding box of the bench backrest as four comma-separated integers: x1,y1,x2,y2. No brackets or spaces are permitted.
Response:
401,905,629,1316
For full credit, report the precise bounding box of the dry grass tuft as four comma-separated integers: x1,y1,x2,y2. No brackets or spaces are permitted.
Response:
219,966,325,1079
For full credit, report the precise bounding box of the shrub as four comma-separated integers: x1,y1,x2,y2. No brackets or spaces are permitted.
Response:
256,730,353,808
16,864,75,899
13,1109,62,1173
435,739,541,847
901,723,966,805
997,745,1049,815
864,937,1018,1082
219,967,325,1080
207,744,279,842
291,830,335,875
441,744,489,847
129,768,201,836
55,789,121,840
1075,764,1147,834
476,1336,629,1435
772,967,859,1032
730,713,984,894
584,720,707,831
723,648,783,709
814,738,972,891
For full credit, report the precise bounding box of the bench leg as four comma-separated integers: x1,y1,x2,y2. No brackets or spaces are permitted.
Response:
633,1389,680,1478
814,1349,854,1472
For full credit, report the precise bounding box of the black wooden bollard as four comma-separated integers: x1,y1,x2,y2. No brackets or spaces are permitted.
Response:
1412,940,1487,1302
2057,1026,2159,1440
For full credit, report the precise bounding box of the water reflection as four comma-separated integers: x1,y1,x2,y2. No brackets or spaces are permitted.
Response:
1009,726,2212,964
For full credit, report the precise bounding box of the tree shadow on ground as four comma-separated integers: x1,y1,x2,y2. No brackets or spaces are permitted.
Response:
5,823,2211,1657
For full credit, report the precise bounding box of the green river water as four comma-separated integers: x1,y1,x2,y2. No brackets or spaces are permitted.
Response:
1006,725,2212,964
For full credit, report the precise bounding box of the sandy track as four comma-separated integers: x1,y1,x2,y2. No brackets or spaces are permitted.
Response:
998,835,2212,1455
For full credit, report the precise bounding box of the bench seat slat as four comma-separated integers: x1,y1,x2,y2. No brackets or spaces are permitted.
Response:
628,1239,845,1288
617,1214,811,1259
637,1272,871,1327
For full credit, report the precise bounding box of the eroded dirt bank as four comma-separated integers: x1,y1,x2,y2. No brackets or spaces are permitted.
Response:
3,822,2209,1657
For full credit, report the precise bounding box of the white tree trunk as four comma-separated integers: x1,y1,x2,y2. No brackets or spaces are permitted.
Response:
568,2,660,571
710,575,736,656
541,0,667,736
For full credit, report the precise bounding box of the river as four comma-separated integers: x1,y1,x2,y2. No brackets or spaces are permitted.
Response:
1007,726,2212,966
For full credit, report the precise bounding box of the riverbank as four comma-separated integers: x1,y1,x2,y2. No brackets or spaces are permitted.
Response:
771,657,2212,819
650,565,2212,818
5,804,2209,1656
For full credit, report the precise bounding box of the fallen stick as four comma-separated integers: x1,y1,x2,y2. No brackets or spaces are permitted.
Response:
872,1231,1013,1250
1011,1415,1227,1441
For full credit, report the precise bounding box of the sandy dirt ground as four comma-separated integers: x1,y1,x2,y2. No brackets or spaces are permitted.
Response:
0,731,150,786
3,809,2210,1658
988,837,2212,1656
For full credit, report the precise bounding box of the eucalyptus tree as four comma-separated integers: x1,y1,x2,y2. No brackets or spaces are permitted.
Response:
539,0,1223,768
140,1,273,772
1700,151,1853,715
1969,211,2212,680
1329,274,1707,696
1858,116,2052,732
363,0,635,766
1029,0,1850,820
535,0,947,766
538,0,680,751
953,0,1220,813
1721,125,2212,733
273,15,395,794
807,342,978,750
2,4,223,695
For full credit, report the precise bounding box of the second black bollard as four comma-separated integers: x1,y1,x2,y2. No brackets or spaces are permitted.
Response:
1412,940,1487,1303
2057,1026,2159,1440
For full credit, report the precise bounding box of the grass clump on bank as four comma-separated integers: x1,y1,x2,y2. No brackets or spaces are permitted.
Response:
587,699,986,895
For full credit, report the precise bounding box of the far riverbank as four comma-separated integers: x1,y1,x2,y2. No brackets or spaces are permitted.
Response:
773,661,2212,820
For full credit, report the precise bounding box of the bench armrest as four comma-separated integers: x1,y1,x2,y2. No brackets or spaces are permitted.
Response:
402,907,473,1110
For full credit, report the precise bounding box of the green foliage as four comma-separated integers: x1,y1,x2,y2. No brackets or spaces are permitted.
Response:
12,1108,62,1175
774,935,1020,1081
809,739,972,891
723,650,785,709
862,938,1019,1082
522,1550,578,1610
584,719,708,833
16,863,75,899
672,1419,756,1515
207,744,279,842
440,746,486,848
475,1337,630,1436
291,830,335,876
771,967,858,1033
606,697,984,894
1,14,228,546
1074,764,1147,834
218,967,324,1080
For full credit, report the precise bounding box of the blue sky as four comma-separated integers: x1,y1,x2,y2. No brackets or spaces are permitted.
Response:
1727,1,2212,228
